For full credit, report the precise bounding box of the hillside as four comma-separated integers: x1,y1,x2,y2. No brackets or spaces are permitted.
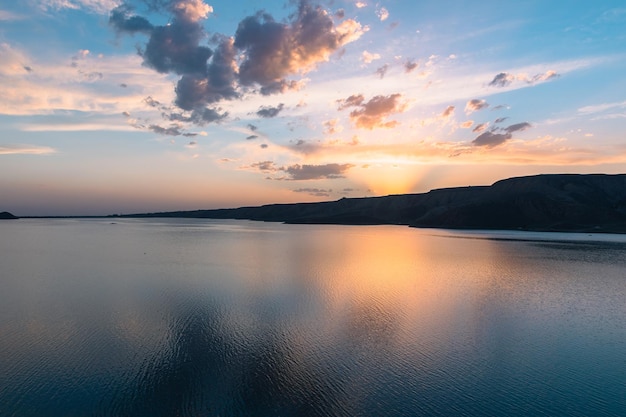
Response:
122,174,626,233
0,211,19,220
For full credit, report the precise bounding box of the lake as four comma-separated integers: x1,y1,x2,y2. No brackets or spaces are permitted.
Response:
1,218,625,416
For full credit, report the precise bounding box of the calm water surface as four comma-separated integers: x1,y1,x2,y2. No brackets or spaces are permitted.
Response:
1,218,625,416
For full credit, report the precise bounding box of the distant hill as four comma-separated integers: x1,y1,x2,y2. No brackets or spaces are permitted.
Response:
0,211,19,220
121,174,626,233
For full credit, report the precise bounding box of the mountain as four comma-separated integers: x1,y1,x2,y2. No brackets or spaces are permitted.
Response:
121,174,626,233
0,211,19,220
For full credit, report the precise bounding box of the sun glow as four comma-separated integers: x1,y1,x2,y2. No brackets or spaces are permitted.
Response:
354,159,425,196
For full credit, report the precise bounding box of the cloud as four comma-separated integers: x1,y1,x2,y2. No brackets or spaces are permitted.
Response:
465,99,489,114
248,161,353,180
109,4,153,34
0,10,26,20
109,1,240,123
39,0,120,14
376,7,389,21
234,1,364,94
488,72,515,87
404,60,418,73
283,163,354,180
140,13,212,75
355,2,367,8
338,93,407,129
441,105,455,118
488,70,560,87
494,117,508,123
336,94,365,110
112,0,364,119
250,160,278,172
0,144,56,155
148,124,183,136
460,120,474,128
293,187,332,197
375,64,389,79
361,50,381,64
505,122,532,133
323,118,343,134
472,122,532,147
256,103,285,118
578,100,626,115
472,122,489,133
246,135,258,140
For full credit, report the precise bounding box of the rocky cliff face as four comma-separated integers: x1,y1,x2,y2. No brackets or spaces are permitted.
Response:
125,174,626,233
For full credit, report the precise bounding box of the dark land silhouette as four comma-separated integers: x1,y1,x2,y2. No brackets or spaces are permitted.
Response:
120,174,626,233
0,211,18,220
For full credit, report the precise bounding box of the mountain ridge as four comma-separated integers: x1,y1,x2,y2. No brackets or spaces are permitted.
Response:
119,174,626,233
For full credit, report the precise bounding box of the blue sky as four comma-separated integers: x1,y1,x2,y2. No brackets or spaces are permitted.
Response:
1,0,625,215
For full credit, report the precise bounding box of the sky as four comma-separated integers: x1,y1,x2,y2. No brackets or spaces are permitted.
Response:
1,0,626,216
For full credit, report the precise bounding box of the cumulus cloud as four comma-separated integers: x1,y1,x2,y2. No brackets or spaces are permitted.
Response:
361,50,381,64
109,1,236,123
256,103,285,118
110,1,363,122
377,7,389,21
109,4,153,34
234,1,365,94
338,93,406,129
472,122,532,147
465,99,489,114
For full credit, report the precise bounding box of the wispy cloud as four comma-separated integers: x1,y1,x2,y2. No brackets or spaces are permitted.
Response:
578,100,626,115
0,144,57,155
0,9,26,20
38,0,120,14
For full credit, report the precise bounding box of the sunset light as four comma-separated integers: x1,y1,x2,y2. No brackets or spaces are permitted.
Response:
1,1,625,216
